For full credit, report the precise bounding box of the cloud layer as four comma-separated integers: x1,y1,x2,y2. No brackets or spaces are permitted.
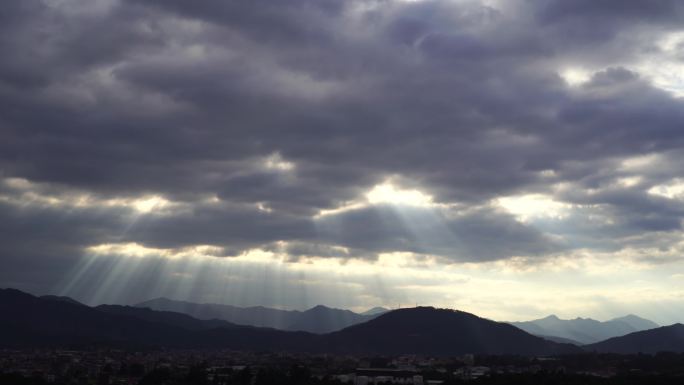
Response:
1,0,684,315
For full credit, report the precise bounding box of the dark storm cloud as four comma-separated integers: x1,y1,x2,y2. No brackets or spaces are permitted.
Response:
535,0,684,26
2,0,684,294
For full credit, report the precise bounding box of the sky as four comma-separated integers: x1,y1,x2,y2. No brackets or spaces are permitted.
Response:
2,0,684,325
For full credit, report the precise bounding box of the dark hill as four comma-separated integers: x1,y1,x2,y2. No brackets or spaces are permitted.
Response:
0,288,318,350
327,307,581,356
0,288,194,347
585,324,684,354
40,295,85,306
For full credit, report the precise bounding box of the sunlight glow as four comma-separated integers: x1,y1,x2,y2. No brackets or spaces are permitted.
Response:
497,194,570,221
658,32,684,53
648,179,684,199
616,176,642,188
619,153,661,171
1,177,177,214
366,183,434,206
132,195,170,213
629,32,684,97
256,202,273,212
87,243,227,259
638,62,684,97
560,68,591,86
316,182,436,217
264,153,295,171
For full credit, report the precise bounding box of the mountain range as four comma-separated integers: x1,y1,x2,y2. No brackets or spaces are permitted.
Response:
137,297,660,345
510,314,659,345
135,297,387,334
0,288,577,355
2,288,681,355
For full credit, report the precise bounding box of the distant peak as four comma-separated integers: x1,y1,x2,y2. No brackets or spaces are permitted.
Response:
362,306,390,316
608,314,659,328
147,297,172,302
543,314,560,320
135,297,175,305
307,304,332,311
615,314,642,320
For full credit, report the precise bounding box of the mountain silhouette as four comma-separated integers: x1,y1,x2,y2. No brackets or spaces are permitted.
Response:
1,288,580,355
538,335,582,345
361,307,390,316
510,314,659,344
0,288,318,349
327,307,581,355
135,297,378,333
95,305,239,331
0,288,199,347
286,305,370,333
585,324,684,354
40,295,86,306
609,314,659,331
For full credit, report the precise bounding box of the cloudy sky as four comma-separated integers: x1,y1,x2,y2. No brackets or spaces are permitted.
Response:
2,0,684,324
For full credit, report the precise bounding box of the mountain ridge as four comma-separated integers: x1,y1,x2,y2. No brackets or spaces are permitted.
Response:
510,314,659,344
0,288,579,355
134,297,381,333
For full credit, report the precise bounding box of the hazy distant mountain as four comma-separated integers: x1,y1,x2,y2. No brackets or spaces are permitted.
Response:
609,314,659,331
135,298,378,333
538,335,582,345
135,298,294,328
361,307,390,316
586,324,684,354
286,305,370,334
0,288,580,356
327,307,581,356
96,305,239,331
510,314,659,344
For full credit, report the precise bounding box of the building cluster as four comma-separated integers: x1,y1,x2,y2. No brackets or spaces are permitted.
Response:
2,349,684,384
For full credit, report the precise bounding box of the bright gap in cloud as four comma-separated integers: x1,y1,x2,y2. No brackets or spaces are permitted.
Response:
638,62,684,97
2,177,174,214
316,182,435,217
263,153,295,171
497,194,570,221
132,195,169,213
87,243,228,259
620,153,661,171
630,31,684,97
648,179,684,199
366,183,434,206
560,68,591,86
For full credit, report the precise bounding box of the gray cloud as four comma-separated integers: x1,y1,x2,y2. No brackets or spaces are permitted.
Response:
2,0,684,301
